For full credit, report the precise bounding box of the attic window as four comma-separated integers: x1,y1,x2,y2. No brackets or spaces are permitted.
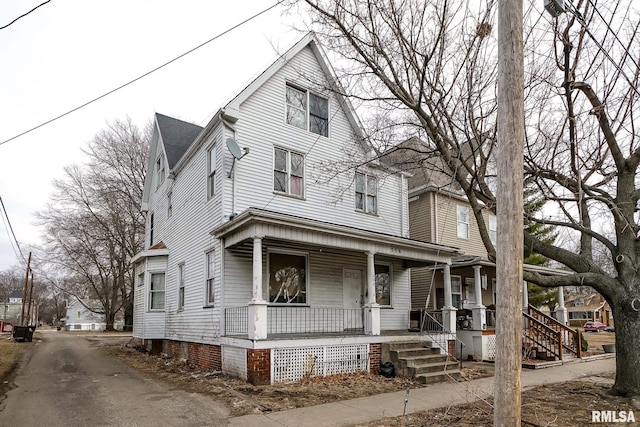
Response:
286,84,328,137
156,155,165,189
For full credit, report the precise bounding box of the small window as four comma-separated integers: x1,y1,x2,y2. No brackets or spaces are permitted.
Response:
205,251,215,306
286,84,328,137
374,264,391,306
156,156,165,189
269,252,307,304
355,172,377,214
208,146,216,199
273,147,304,197
149,213,155,247
149,273,165,310
456,206,469,239
178,264,185,310
167,191,173,218
489,214,497,244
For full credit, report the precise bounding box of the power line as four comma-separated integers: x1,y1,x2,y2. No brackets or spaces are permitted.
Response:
0,0,52,31
0,0,285,147
0,195,27,264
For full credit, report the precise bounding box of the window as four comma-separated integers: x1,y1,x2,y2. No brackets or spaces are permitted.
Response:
286,84,328,137
355,172,377,214
269,252,307,304
456,206,469,239
149,273,165,310
149,213,154,247
205,251,215,306
489,214,497,244
208,146,216,199
137,272,145,287
155,155,165,189
451,275,462,309
178,264,185,310
374,264,391,306
167,191,173,218
273,147,304,197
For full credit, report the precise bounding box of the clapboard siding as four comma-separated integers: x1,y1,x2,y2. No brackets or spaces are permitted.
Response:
434,193,488,257
409,194,434,242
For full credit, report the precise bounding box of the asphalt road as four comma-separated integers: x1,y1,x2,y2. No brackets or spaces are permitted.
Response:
0,330,229,426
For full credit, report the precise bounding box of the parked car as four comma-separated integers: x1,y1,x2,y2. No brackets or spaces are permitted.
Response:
604,326,615,332
583,321,607,332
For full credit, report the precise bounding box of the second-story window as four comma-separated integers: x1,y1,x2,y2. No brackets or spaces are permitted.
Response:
456,206,469,239
156,155,165,189
205,251,215,306
489,214,497,244
149,213,155,246
208,146,216,199
167,191,173,218
286,84,328,137
355,172,377,214
274,147,304,197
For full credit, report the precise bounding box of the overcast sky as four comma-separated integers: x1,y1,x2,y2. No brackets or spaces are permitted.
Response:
0,1,306,271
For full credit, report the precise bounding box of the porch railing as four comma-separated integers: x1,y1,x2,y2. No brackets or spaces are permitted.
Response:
420,310,443,332
522,311,562,360
223,306,364,336
526,305,581,358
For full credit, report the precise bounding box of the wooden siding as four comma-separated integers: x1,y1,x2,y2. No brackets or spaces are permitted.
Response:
408,194,434,242
433,193,489,257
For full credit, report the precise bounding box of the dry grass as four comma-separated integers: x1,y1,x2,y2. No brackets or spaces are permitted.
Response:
0,335,27,380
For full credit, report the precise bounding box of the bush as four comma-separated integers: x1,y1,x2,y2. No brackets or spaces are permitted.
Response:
580,331,589,353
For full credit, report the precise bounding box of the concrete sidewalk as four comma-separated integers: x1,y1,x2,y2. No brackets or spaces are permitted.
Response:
227,356,616,427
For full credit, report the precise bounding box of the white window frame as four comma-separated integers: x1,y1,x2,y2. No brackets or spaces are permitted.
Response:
155,155,165,189
451,275,462,309
285,83,329,137
207,146,217,199
273,147,305,198
456,205,469,239
149,212,154,247
355,172,378,214
267,249,309,305
205,251,215,307
178,263,185,310
149,272,165,311
489,214,497,244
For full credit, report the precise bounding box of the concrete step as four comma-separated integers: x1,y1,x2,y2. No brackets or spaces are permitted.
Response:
389,347,441,361
411,360,460,375
385,341,433,351
415,369,462,384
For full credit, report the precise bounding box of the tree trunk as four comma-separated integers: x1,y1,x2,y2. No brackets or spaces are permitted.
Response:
611,295,640,396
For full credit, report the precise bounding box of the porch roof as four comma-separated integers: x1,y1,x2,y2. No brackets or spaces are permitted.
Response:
211,208,462,266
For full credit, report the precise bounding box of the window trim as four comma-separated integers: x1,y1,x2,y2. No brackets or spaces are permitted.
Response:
155,155,165,189
451,275,462,309
273,146,305,198
355,171,378,214
148,271,166,311
267,249,309,305
456,205,470,240
205,251,215,307
177,263,185,311
149,212,155,247
285,83,329,137
207,145,217,200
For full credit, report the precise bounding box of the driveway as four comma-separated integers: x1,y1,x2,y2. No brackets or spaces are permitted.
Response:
0,330,229,426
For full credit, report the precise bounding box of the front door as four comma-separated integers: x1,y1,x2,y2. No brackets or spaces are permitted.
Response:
343,268,364,330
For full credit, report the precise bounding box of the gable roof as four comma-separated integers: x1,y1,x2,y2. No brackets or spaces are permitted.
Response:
9,289,22,299
155,113,203,169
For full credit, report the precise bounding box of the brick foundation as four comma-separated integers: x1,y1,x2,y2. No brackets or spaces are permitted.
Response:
164,340,221,371
369,343,381,374
447,339,456,358
247,349,271,385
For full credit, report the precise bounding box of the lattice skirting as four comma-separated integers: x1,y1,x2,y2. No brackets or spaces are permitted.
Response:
487,334,497,360
272,344,369,383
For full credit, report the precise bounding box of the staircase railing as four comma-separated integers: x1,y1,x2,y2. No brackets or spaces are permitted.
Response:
526,305,581,358
419,310,465,363
523,312,563,360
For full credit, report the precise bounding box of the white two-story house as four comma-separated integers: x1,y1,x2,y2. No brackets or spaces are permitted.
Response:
131,34,462,385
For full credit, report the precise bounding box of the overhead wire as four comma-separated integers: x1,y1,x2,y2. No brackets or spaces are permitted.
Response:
0,0,286,147
0,0,52,31
0,195,27,265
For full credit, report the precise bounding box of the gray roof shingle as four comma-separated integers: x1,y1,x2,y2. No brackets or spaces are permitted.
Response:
155,113,203,168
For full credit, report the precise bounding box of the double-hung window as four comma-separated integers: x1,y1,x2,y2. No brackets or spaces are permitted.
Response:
355,172,377,214
205,251,215,306
451,275,462,309
149,213,155,247
208,146,216,199
286,84,328,137
269,252,307,304
178,264,185,310
274,147,304,197
456,206,469,239
149,272,165,310
488,214,497,244
156,156,165,189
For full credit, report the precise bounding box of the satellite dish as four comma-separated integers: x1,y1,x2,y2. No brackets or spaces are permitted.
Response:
226,137,245,160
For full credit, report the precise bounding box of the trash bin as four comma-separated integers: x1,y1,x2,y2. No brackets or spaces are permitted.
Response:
12,325,36,342
25,325,36,342
380,361,395,378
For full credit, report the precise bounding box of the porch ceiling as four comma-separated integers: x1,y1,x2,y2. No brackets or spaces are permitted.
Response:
212,208,461,266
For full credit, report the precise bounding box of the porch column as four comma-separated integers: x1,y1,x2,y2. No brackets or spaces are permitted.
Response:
471,265,486,330
364,251,380,335
441,264,457,333
248,236,267,340
556,286,568,325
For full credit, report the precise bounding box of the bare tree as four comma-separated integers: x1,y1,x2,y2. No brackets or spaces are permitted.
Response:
37,117,149,330
298,0,640,396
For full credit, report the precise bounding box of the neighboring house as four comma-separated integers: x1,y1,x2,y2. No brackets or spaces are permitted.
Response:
65,299,107,331
2,290,24,325
382,137,577,362
565,293,613,327
131,33,462,385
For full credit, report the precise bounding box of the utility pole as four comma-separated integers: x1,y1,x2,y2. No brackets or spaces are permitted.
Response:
26,272,34,326
20,252,32,326
495,0,524,425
